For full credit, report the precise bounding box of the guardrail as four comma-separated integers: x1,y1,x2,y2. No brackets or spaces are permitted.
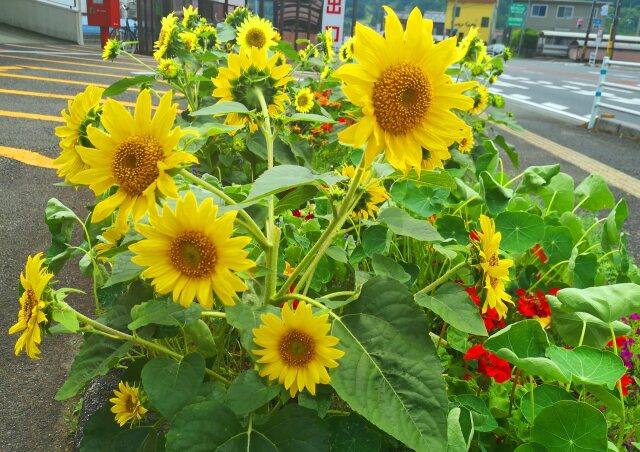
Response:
588,57,640,129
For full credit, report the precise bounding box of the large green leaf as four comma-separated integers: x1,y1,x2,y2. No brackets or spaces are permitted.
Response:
103,75,156,97
550,284,640,324
55,333,132,400
372,254,411,284
257,405,330,452
328,413,383,452
575,174,615,212
479,171,513,215
415,283,487,336
516,164,561,193
602,199,628,248
389,180,450,217
540,173,575,214
226,302,280,353
128,297,202,330
190,101,249,116
495,211,544,253
330,277,448,451
377,207,443,242
519,384,574,423
447,408,467,452
546,346,625,389
361,225,390,257
79,406,153,452
103,251,143,288
454,394,498,432
247,165,344,202
531,401,608,452
541,225,573,265
225,370,280,416
274,185,318,215
44,197,77,273
483,320,569,383
141,353,205,419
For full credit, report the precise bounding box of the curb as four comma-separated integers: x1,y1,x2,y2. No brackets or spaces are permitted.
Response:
593,117,640,142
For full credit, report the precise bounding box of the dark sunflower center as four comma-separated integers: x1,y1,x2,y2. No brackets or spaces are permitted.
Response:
354,189,373,213
169,231,217,278
422,148,432,161
246,28,266,48
125,394,137,413
297,94,310,107
488,254,499,266
460,137,468,147
279,329,315,367
490,276,499,288
230,66,279,111
112,135,163,196
372,63,432,135
22,288,38,322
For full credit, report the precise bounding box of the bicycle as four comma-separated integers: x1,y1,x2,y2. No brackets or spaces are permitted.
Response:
110,1,138,53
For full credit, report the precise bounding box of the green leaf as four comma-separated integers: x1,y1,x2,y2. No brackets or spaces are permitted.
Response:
226,303,280,353
447,326,472,353
372,254,411,283
519,384,574,423
531,401,608,452
454,394,498,433
190,101,250,116
570,253,598,288
542,225,573,265
559,211,583,243
390,180,450,217
128,298,202,330
79,406,154,452
273,39,298,61
103,250,143,288
141,353,205,419
479,171,513,215
326,246,348,263
584,384,624,418
514,443,547,452
328,414,383,452
225,370,280,416
186,122,242,136
330,277,448,451
495,211,545,253
361,225,390,257
377,207,443,242
184,319,217,358
55,333,132,400
246,134,297,165
165,402,242,451
575,174,615,212
103,75,156,97
551,284,640,324
51,304,80,333
274,186,318,215
546,346,626,389
216,22,236,42
447,408,467,452
484,320,569,383
494,135,519,169
540,173,575,214
418,170,457,190
257,405,330,452
602,199,628,248
436,215,469,245
516,164,561,193
288,113,335,123
247,165,344,202
415,283,487,336
44,198,76,273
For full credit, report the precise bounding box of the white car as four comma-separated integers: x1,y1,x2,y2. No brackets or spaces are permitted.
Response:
487,44,506,56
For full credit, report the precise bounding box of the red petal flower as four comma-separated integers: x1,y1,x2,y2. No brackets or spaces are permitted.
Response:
531,243,548,264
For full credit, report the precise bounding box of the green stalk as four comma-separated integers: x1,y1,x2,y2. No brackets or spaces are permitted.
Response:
529,376,535,424
416,261,468,295
528,260,570,292
74,216,101,314
280,293,341,321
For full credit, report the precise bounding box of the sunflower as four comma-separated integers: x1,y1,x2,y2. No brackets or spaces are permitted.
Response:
102,38,122,61
109,381,148,427
95,216,130,257
157,58,179,79
182,4,199,28
457,128,475,153
483,276,513,319
225,6,252,28
477,215,513,282
294,87,314,113
236,15,277,52
470,85,490,115
74,90,197,226
339,36,355,62
334,7,476,174
54,85,104,182
318,30,334,62
456,26,479,61
420,146,453,171
212,47,293,130
341,165,388,220
180,31,198,52
9,253,53,359
253,301,345,397
129,191,254,308
154,12,178,60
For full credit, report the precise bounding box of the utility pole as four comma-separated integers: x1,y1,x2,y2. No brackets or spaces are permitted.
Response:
517,0,531,55
607,0,621,59
450,0,459,36
581,0,597,62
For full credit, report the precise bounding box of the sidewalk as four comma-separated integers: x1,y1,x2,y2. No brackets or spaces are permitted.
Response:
0,23,65,45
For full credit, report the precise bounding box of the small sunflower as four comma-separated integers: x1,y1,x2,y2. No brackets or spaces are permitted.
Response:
477,215,513,282
95,216,130,257
421,146,452,171
212,47,293,130
318,30,335,62
109,381,148,427
341,165,388,220
157,58,179,79
54,85,104,183
470,85,490,115
154,12,178,60
182,5,199,28
225,7,252,28
129,191,255,308
102,38,122,61
180,31,198,52
9,253,53,359
195,23,217,48
456,26,479,61
236,16,277,52
74,90,197,226
339,36,355,62
253,301,345,397
334,7,476,173
294,87,314,113
483,276,513,319
457,128,475,153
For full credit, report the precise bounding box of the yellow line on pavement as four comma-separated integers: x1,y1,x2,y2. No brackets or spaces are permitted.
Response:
0,66,22,71
0,54,135,73
0,88,144,108
0,109,64,122
0,145,58,169
52,53,146,69
16,64,127,79
0,73,167,95
496,124,640,198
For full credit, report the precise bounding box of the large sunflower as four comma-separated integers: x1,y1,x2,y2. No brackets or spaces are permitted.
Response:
236,15,277,52
253,301,345,397
54,85,104,183
74,90,197,226
109,381,148,427
477,214,513,282
341,165,388,220
129,191,254,308
334,7,476,173
212,47,293,130
9,253,53,359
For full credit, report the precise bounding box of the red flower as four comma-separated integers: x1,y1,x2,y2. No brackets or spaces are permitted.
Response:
617,373,634,396
606,336,627,348
320,122,333,132
292,209,314,221
292,209,302,218
531,243,548,264
337,117,353,126
304,213,315,220
279,284,300,310
464,344,512,383
466,286,505,333
469,230,480,242
516,289,552,319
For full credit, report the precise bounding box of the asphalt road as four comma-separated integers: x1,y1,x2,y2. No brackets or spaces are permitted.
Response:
492,58,640,125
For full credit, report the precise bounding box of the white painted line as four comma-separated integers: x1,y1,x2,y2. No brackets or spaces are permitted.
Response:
493,80,530,90
509,94,531,101
544,85,566,90
574,90,595,96
537,80,552,85
502,93,588,123
489,87,503,93
522,80,540,84
562,85,581,90
0,50,102,55
567,81,596,88
604,86,633,94
542,102,569,110
606,97,640,106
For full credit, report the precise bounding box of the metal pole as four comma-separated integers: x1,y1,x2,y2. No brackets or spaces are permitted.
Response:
588,56,608,129
449,0,458,36
606,0,621,59
351,0,358,36
489,0,499,43
517,0,530,55
581,0,597,62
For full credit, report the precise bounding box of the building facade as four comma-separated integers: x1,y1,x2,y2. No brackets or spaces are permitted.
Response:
445,0,497,42
523,0,611,33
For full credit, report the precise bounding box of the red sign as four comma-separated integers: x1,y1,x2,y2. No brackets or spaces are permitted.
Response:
326,0,342,14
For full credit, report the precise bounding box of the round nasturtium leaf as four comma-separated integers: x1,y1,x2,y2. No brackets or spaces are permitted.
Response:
531,400,607,452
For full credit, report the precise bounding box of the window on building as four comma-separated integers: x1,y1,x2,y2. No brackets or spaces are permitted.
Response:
530,4,547,17
481,17,490,27
556,6,573,18
454,6,461,17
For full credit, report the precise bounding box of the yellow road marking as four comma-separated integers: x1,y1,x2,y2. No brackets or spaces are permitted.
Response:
496,124,640,198
0,88,145,108
0,66,22,71
0,54,135,73
15,64,127,79
0,145,58,169
50,53,146,69
0,109,63,122
3,43,145,69
0,73,166,94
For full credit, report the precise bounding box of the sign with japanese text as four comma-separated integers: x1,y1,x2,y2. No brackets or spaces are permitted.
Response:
321,0,346,42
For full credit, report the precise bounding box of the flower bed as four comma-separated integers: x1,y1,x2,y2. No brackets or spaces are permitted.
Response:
9,5,640,451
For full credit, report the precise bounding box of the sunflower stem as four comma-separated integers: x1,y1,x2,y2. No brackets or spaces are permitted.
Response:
74,216,101,315
280,293,341,321
179,169,270,250
416,261,468,295
200,311,226,319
